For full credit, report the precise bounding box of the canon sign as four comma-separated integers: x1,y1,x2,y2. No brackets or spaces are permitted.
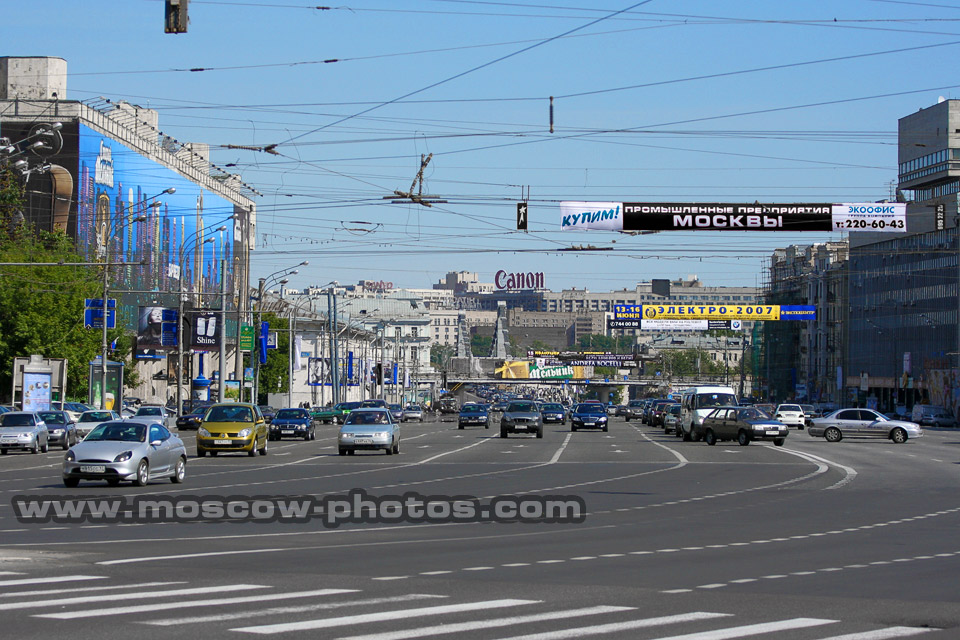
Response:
495,270,544,290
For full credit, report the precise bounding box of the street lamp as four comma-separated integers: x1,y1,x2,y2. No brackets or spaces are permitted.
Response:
287,293,321,408
252,261,306,404
98,187,175,410
176,231,219,416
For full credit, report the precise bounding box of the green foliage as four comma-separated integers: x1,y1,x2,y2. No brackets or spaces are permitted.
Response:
430,343,454,367
508,334,524,358
256,313,289,403
576,333,634,353
471,334,492,357
0,167,119,400
529,340,553,352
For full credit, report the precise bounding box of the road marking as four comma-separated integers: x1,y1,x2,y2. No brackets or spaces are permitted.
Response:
548,433,572,464
12,584,267,612
372,577,409,581
416,437,494,464
36,588,355,619
0,575,105,587
771,446,857,489
0,581,185,598
420,571,453,576
143,594,448,626
0,571,24,576
814,627,935,639
642,618,836,640
462,566,494,571
471,612,735,640
334,605,637,640
230,599,540,634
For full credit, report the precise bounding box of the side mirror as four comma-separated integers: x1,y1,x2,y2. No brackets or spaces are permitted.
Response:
150,440,162,447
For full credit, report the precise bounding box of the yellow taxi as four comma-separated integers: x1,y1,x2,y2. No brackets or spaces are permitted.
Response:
196,403,268,457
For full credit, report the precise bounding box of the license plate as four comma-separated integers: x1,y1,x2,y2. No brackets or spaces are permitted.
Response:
282,430,294,435
80,465,106,473
214,439,232,445
354,438,373,444
766,431,780,437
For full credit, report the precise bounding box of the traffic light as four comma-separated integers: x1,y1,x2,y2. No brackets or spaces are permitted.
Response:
165,0,189,33
375,363,383,385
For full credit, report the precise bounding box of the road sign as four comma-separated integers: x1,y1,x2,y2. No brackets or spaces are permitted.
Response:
517,202,528,231
84,298,116,329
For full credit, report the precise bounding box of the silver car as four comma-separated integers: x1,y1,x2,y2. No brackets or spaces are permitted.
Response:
0,412,49,454
338,408,400,456
76,410,122,438
809,408,922,444
62,420,187,487
500,400,543,438
402,404,424,422
37,410,79,450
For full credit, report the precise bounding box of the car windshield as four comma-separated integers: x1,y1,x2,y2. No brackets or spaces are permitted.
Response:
669,405,681,415
506,402,537,412
575,404,606,414
461,405,485,414
205,405,254,422
136,407,163,416
389,405,402,411
85,422,146,442
739,407,771,420
778,405,802,412
38,412,67,424
698,393,737,408
345,411,390,425
0,414,35,427
80,412,113,422
542,404,564,411
275,409,308,419
404,406,420,411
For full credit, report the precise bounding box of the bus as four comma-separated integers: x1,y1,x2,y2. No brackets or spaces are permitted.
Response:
679,386,738,441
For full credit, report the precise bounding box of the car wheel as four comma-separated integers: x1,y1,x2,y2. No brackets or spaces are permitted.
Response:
210,450,218,457
824,427,842,443
62,440,69,451
394,440,400,455
41,440,48,453
0,449,6,455
774,438,786,447
536,428,543,438
63,477,80,488
134,460,149,486
737,430,750,446
602,425,608,432
485,422,490,429
347,449,355,455
500,429,508,438
704,429,716,446
260,438,269,456
339,448,347,456
385,442,393,455
682,430,692,442
458,425,464,430
171,457,186,483
107,478,121,486
891,427,908,444
572,425,577,432
624,417,630,422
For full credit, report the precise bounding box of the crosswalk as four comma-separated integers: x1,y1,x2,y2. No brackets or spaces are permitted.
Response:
0,571,938,638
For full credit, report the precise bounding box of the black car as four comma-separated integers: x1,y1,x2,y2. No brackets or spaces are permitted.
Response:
571,403,609,432
258,405,277,424
458,404,490,429
540,402,566,425
269,408,316,441
176,406,208,430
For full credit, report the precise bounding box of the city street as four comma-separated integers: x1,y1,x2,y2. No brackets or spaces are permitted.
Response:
0,415,958,638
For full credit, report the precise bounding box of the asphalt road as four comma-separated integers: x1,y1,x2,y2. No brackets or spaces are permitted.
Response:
0,412,958,639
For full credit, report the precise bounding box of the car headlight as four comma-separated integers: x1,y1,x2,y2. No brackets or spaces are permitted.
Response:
341,433,354,438
198,427,211,437
50,429,63,434
65,450,75,462
114,451,133,462
375,431,390,438
502,417,514,424
598,416,607,422
238,428,253,438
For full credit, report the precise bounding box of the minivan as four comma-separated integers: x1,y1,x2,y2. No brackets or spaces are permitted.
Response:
910,404,957,428
679,386,738,441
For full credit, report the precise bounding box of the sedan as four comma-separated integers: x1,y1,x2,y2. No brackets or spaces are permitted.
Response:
540,402,566,425
76,410,122,438
387,404,405,423
500,400,543,438
269,408,316,441
175,406,207,430
338,408,400,455
401,404,424,422
698,405,788,446
197,403,269,457
775,404,806,430
0,412,49,454
458,404,490,429
37,410,78,450
663,403,682,434
62,421,186,487
571,403,608,432
809,408,922,443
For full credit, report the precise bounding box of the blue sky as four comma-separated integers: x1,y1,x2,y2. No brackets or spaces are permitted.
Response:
8,0,957,291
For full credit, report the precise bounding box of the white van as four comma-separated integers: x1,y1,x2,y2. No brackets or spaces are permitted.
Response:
679,386,738,441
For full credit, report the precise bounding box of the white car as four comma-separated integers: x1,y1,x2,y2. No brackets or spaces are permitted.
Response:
775,404,806,430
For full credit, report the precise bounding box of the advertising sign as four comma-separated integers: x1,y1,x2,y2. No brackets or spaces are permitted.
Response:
527,350,637,367
22,372,52,412
137,306,179,350
189,311,221,350
637,304,816,321
83,298,116,329
308,357,328,386
240,324,255,350
561,201,906,233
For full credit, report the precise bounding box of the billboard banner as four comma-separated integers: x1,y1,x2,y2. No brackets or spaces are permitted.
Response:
561,201,906,233
137,306,179,350
639,304,816,321
528,350,637,367
188,311,221,350
22,372,52,412
608,318,737,331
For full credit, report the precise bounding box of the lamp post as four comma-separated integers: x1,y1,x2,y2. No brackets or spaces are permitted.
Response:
99,187,175,410
288,293,321,408
253,261,307,405
176,230,220,417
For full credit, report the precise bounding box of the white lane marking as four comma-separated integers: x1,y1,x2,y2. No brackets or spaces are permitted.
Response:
36,588,356,619
634,618,836,640
335,606,637,640
230,599,540,634
771,446,857,489
0,571,24,576
0,581,185,598
549,433,573,464
420,571,453,576
471,612,734,640
416,437,495,464
98,547,291,565
462,567,494,571
814,627,935,639
11,584,267,612
143,594,447,626
372,577,409,581
0,575,105,587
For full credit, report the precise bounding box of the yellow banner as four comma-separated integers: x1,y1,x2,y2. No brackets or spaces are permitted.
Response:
496,361,530,379
641,304,781,321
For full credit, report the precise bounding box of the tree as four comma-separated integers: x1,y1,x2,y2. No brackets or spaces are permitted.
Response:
430,343,454,368
471,334,492,357
0,167,117,401
256,312,289,404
